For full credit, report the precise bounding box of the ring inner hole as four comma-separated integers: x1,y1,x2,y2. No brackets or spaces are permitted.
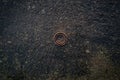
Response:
56,34,65,42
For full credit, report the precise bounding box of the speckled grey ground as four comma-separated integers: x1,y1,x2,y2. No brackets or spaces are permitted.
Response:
0,0,120,80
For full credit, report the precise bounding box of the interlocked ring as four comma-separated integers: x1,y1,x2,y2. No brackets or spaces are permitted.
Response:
53,32,67,46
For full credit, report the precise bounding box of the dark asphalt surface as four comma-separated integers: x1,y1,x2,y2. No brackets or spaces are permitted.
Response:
0,0,120,80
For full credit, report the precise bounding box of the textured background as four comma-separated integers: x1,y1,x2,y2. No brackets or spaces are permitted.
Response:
0,0,120,80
